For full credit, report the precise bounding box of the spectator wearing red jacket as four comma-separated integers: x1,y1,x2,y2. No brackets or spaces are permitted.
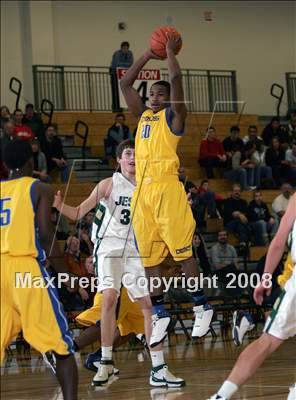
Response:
13,109,34,141
199,126,227,178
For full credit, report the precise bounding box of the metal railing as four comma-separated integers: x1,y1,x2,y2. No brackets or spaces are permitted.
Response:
33,65,238,113
286,72,296,113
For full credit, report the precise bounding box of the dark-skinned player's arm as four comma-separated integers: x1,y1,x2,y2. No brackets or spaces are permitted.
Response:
166,34,187,133
120,50,161,118
254,193,296,305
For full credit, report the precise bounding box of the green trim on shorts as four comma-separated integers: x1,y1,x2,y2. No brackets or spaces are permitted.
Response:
93,239,101,276
265,289,286,333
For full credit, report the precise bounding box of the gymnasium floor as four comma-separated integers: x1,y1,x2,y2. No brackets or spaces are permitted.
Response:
1,335,295,400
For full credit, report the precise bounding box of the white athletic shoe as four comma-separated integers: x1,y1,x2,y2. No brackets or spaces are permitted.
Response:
192,303,214,338
287,383,296,400
150,312,171,348
232,311,255,346
92,360,114,386
208,395,227,400
150,364,185,388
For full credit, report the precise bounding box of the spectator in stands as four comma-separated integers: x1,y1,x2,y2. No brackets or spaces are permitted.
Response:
31,138,49,182
243,125,264,151
110,42,134,112
247,191,278,245
77,210,94,237
192,232,212,276
0,120,15,179
222,125,244,167
249,141,273,188
178,167,196,192
104,113,132,161
199,126,227,178
284,141,296,186
0,105,10,130
197,179,223,217
265,137,287,187
23,103,44,141
287,111,296,143
77,222,93,256
50,207,70,240
13,109,34,141
271,182,293,220
261,117,289,147
41,124,69,182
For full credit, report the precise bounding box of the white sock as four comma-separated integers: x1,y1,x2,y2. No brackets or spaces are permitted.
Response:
101,346,113,360
217,380,238,399
150,350,165,368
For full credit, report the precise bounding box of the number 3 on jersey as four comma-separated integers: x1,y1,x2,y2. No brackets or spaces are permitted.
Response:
0,198,11,226
141,125,151,139
120,209,130,225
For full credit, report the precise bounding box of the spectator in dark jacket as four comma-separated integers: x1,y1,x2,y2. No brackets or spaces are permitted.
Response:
223,184,250,249
31,138,49,181
222,125,244,167
261,117,289,147
0,105,10,131
265,137,287,187
41,124,69,182
104,113,132,161
22,103,45,141
199,126,227,178
247,190,278,245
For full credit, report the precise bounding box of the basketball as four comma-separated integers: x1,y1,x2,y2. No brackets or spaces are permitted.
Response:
150,26,182,59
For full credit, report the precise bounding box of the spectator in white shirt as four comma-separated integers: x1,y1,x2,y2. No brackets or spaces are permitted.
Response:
271,182,293,221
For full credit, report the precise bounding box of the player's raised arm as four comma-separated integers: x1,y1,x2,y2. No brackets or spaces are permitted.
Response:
166,34,187,131
53,178,112,221
120,50,159,117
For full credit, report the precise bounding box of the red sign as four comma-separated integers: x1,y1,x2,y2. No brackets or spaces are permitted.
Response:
117,68,161,80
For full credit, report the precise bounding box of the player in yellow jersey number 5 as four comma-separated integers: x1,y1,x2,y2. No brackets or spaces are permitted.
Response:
120,33,214,356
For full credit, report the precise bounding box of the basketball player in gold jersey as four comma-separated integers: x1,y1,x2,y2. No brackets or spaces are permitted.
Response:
120,34,214,350
0,140,78,400
210,193,296,400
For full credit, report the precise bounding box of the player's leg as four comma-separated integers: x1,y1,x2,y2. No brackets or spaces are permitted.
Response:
137,295,185,388
209,333,283,399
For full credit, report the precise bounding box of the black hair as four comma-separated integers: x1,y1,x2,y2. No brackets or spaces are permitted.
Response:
207,125,216,132
116,139,135,159
3,139,33,170
25,103,34,110
13,108,23,114
271,117,280,123
121,41,130,48
151,80,171,96
248,125,257,132
115,113,125,119
230,125,240,133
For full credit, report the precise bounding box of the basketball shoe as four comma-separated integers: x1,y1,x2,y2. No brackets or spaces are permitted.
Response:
232,311,255,346
208,395,227,400
92,359,115,386
150,311,171,347
192,303,214,338
150,364,185,388
287,383,296,400
85,349,119,375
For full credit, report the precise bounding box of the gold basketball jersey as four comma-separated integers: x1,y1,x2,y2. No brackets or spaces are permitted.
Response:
135,108,182,182
0,176,45,260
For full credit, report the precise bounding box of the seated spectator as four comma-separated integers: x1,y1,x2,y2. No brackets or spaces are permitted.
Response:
0,105,10,130
243,125,264,151
41,124,69,182
192,232,212,276
197,179,223,217
261,117,289,147
250,141,273,188
265,137,287,187
241,141,260,188
223,184,250,250
222,125,244,167
104,113,132,161
272,182,293,220
31,138,49,181
13,109,34,141
50,207,70,240
0,120,15,179
77,222,93,256
284,141,296,186
22,103,45,141
199,126,227,178
247,190,278,245
77,210,95,237
287,111,296,143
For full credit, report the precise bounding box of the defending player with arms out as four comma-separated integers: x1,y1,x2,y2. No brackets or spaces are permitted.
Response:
0,140,78,400
209,193,296,400
120,34,214,347
54,140,185,387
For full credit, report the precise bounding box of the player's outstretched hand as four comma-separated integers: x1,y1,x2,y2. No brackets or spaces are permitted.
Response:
165,32,182,54
53,190,63,211
254,281,272,305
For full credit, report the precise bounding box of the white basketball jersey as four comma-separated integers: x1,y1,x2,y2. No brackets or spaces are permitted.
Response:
91,172,135,243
